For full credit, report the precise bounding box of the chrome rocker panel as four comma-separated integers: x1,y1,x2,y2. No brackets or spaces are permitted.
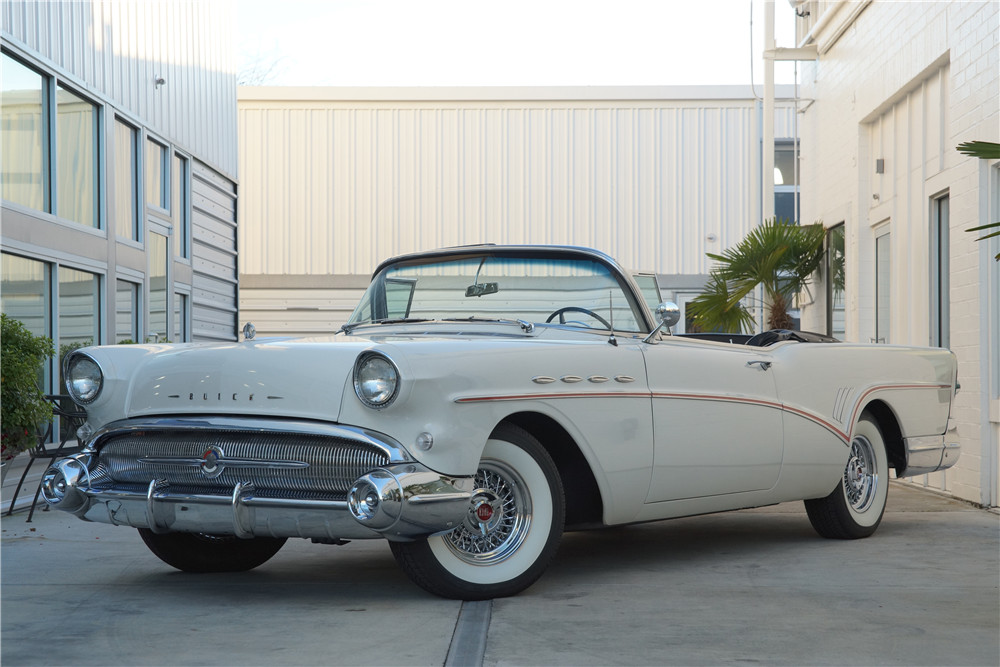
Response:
899,435,961,477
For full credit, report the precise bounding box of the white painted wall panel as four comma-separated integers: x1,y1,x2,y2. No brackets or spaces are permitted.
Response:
238,88,797,277
2,0,237,179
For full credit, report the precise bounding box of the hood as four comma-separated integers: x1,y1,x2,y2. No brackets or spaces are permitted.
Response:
125,336,373,422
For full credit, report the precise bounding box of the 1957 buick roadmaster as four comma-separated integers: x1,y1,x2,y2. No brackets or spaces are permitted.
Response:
44,245,960,599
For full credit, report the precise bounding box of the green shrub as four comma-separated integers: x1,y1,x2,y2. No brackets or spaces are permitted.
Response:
1,314,54,459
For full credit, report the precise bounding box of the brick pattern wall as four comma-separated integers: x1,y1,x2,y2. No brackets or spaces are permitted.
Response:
797,0,999,503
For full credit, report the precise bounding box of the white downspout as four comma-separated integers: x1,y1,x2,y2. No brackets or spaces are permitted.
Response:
763,1,775,222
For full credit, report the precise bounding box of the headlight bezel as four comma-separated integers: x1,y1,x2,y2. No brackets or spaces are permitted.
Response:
353,351,400,410
64,351,104,405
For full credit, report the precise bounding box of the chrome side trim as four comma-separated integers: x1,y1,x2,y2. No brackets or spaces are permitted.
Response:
84,416,412,463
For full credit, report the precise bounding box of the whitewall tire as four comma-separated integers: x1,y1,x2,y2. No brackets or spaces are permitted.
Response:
390,422,565,599
805,413,889,539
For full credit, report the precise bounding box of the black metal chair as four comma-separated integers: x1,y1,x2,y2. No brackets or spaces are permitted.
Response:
4,395,88,522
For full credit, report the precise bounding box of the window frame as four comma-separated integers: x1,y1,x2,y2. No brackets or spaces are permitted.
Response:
144,133,170,214
929,192,950,349
1,50,52,215
172,150,191,261
874,223,891,344
113,116,142,244
54,79,103,231
825,223,846,340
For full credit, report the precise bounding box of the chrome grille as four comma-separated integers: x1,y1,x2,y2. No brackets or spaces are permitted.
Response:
98,430,389,494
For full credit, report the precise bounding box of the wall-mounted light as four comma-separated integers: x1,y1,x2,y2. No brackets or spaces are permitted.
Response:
706,233,718,243
873,193,880,201
155,75,166,89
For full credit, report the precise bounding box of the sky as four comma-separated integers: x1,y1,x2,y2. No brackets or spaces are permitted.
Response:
236,0,802,88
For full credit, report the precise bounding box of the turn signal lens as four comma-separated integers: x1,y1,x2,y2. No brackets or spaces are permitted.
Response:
353,353,399,409
66,355,103,404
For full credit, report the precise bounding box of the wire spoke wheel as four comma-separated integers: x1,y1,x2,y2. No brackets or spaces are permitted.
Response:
445,460,532,565
389,422,565,600
843,435,878,513
804,413,889,539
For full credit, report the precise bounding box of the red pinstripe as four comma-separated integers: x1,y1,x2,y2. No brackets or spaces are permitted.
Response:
453,382,951,445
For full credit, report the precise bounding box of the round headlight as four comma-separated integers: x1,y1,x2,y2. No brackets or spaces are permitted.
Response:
65,354,103,404
353,352,399,409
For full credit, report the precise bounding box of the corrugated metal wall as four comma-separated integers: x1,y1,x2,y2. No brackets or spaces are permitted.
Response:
2,0,237,179
238,88,797,278
191,160,238,340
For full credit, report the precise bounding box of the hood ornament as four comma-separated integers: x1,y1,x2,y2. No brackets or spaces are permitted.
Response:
242,322,256,340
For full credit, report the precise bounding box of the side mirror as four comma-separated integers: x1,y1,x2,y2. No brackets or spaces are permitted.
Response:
655,302,680,329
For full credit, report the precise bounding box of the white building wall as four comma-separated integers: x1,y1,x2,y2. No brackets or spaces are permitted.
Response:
237,86,797,279
796,0,999,505
2,0,238,178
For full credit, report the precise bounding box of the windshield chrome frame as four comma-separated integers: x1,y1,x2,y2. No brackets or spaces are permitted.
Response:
357,246,655,334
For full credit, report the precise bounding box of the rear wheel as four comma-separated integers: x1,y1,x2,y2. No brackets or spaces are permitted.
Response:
390,422,565,600
805,413,889,539
138,529,287,573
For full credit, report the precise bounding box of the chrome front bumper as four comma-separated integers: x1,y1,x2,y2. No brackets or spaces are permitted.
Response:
899,435,961,477
42,454,474,542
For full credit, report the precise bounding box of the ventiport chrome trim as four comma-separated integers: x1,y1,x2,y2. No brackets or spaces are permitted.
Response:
531,376,556,384
560,375,583,383
614,375,635,383
588,376,610,383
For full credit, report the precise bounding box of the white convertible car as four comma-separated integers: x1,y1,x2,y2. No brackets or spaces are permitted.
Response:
44,245,960,599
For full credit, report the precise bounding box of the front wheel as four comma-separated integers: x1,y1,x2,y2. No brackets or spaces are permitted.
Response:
390,423,565,600
804,413,889,539
138,529,287,573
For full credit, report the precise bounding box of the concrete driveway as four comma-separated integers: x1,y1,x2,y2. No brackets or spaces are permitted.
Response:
3,483,997,667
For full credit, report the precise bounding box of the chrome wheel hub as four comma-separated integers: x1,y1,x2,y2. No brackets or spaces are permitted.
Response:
844,435,878,512
446,460,531,565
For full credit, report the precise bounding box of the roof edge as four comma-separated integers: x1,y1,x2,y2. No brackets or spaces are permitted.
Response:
238,84,800,103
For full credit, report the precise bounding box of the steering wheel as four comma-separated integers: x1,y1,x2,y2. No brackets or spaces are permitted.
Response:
545,307,613,330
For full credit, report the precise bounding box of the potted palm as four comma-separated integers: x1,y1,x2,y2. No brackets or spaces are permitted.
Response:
1,314,54,485
687,218,826,333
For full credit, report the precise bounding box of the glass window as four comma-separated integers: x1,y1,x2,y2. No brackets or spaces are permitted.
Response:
56,85,98,228
2,53,47,212
774,191,798,223
114,119,138,240
1,253,50,394
349,254,646,333
173,292,188,342
146,139,167,209
774,148,798,186
931,195,950,348
173,154,188,257
1,253,49,339
826,225,845,341
116,280,139,343
58,267,99,352
149,232,168,342
632,274,662,314
875,230,890,343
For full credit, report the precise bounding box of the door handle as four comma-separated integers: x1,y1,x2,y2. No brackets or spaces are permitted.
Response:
746,360,772,370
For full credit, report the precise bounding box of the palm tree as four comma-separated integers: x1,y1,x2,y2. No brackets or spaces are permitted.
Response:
688,218,826,333
957,141,1000,260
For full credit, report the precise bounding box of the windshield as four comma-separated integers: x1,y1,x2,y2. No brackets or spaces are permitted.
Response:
348,253,647,333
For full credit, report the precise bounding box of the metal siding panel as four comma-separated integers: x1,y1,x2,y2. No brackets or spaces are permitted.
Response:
237,96,785,280
2,0,237,179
